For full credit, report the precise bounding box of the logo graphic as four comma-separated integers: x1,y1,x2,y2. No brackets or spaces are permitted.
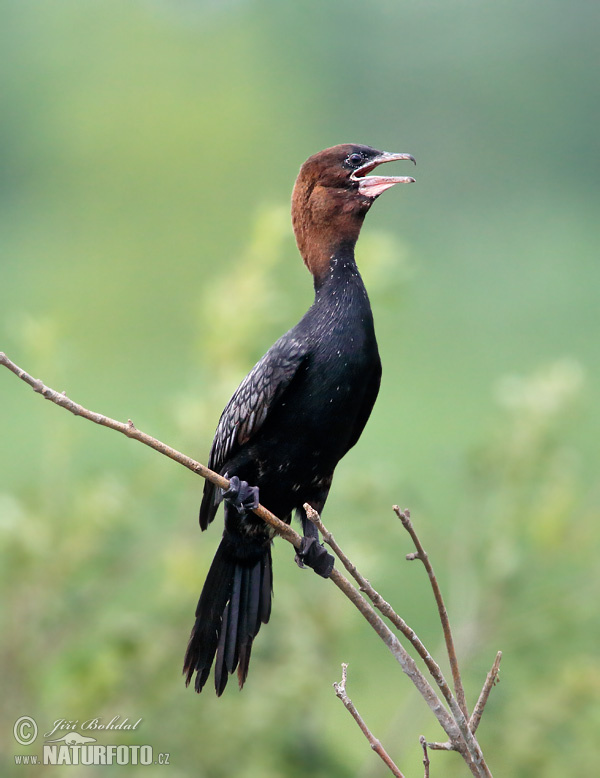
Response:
45,732,97,745
14,716,38,746
12,715,170,766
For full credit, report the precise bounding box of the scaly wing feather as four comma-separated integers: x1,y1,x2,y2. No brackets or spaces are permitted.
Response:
199,337,307,529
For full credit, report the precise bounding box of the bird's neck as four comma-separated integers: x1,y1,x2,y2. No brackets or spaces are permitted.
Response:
298,241,376,348
292,180,369,285
311,242,366,299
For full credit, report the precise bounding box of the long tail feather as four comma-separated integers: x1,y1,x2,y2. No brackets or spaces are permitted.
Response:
183,531,272,696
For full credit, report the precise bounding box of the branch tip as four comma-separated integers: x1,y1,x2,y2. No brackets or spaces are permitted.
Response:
470,651,503,734
420,736,430,778
393,505,411,522
333,662,406,778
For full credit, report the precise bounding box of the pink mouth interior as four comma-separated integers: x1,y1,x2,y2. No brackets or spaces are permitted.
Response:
357,174,415,198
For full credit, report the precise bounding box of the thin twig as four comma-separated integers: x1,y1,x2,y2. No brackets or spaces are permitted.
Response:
394,506,469,720
470,652,502,734
1,353,493,778
333,664,406,778
420,736,430,778
0,352,299,547
427,741,455,751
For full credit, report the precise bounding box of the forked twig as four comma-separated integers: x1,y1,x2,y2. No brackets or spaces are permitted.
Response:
428,652,502,752
394,506,469,720
305,503,492,777
334,664,406,778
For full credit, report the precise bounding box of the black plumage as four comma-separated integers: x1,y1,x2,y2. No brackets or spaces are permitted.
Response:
184,144,415,694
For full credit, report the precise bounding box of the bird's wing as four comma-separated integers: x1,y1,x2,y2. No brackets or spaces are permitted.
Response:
199,337,308,529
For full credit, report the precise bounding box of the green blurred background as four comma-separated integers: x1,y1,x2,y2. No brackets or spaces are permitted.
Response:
1,1,599,775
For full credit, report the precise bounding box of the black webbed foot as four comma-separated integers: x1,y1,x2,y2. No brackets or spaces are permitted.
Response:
222,475,260,515
295,536,334,578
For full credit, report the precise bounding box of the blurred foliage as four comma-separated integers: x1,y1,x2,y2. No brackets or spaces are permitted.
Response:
1,1,599,776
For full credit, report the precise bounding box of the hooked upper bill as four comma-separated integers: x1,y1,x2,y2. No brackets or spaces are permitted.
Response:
351,151,416,198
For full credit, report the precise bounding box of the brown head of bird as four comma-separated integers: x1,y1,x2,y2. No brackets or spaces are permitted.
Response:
291,143,415,281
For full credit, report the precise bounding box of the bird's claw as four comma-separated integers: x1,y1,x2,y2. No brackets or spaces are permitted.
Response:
222,475,260,514
295,536,334,578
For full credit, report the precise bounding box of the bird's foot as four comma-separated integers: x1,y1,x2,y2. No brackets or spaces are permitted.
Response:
295,536,334,579
222,476,260,515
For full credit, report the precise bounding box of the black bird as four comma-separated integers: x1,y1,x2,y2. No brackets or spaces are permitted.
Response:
184,144,415,695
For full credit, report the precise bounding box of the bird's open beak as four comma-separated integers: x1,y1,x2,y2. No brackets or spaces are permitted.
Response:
351,151,416,198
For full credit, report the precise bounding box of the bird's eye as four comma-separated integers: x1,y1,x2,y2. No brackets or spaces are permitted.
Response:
346,153,363,167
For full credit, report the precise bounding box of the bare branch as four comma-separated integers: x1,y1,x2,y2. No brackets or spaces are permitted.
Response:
305,503,493,778
1,353,495,777
305,505,456,710
470,652,502,734
333,664,406,778
394,506,469,720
